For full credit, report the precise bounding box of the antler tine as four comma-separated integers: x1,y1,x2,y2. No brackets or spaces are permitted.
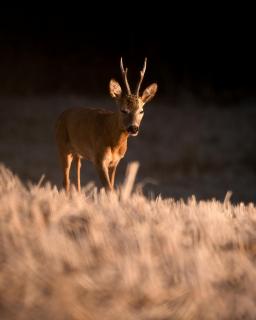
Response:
136,57,147,96
120,57,131,95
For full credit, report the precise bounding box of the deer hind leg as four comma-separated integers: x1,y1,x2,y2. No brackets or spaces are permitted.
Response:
60,153,73,193
76,156,82,192
95,161,112,191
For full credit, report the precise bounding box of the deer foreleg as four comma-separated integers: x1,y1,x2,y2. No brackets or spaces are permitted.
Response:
95,161,112,191
109,165,118,189
76,156,82,192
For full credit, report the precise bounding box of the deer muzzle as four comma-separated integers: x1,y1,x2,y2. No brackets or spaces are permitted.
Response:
127,125,139,135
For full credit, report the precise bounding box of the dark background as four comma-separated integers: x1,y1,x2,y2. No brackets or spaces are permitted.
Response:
0,7,256,203
0,7,255,104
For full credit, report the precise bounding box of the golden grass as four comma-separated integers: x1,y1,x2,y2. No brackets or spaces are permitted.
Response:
0,163,256,319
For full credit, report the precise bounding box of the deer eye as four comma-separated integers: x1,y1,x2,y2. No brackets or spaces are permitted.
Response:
140,110,144,114
121,109,129,114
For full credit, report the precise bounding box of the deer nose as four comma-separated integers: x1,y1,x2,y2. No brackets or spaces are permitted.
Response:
127,125,139,134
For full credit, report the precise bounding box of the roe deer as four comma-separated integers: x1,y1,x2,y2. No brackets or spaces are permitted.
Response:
55,58,157,192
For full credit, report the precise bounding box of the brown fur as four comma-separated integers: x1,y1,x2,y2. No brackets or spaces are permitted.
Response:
55,58,157,192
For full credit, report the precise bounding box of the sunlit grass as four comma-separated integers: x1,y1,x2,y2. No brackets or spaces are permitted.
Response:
0,163,256,319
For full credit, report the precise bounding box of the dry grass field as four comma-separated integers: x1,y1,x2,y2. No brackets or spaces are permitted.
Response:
1,164,256,319
0,96,256,319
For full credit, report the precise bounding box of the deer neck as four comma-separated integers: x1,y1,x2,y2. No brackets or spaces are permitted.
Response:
109,111,129,147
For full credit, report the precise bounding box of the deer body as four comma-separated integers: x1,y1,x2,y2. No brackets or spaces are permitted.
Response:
56,107,128,191
55,58,157,192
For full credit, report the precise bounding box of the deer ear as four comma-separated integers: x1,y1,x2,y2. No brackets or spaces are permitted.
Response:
141,83,158,103
109,79,122,98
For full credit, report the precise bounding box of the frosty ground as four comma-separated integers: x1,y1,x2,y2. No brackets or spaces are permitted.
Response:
0,164,256,319
0,96,256,319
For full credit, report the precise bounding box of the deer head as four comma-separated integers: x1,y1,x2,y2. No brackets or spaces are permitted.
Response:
109,57,158,136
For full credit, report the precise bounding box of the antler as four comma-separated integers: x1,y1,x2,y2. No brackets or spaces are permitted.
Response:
136,57,147,96
120,57,131,95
